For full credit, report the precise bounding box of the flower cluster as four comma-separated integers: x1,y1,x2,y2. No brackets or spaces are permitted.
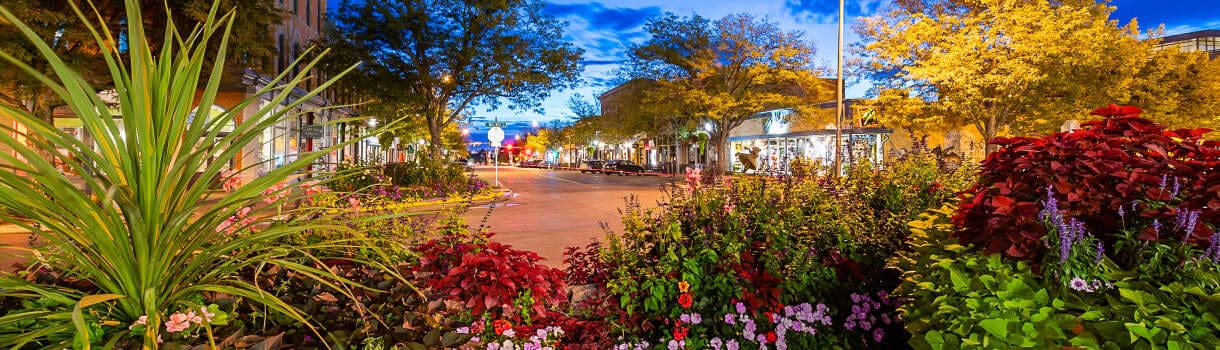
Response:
220,169,241,192
476,323,565,350
1175,208,1200,241
128,306,222,336
215,206,253,234
712,302,832,350
1067,276,1113,293
1203,232,1220,263
843,292,898,343
261,182,288,204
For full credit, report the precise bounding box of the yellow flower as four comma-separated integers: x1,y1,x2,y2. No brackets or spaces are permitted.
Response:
678,281,690,293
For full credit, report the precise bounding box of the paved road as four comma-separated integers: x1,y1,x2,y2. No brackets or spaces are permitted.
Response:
461,166,677,266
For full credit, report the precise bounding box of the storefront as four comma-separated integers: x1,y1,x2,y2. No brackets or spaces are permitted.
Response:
725,105,890,174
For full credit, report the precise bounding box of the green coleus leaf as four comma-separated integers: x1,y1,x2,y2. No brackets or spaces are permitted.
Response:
925,330,946,350
979,318,1009,339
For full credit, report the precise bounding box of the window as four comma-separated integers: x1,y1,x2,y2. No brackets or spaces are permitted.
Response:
306,1,311,27
277,34,285,73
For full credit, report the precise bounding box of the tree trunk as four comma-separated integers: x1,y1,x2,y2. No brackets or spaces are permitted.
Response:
715,131,729,174
984,115,999,155
427,117,444,160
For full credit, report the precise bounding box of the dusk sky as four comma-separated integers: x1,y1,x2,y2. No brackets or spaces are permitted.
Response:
328,0,1220,143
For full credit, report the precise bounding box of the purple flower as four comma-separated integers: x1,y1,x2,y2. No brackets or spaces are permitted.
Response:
679,314,691,323
1153,219,1162,239
690,313,702,324
724,313,736,325
736,302,747,315
1171,177,1181,198
1159,174,1168,193
1069,277,1094,292
1184,210,1199,240
1094,241,1105,262
725,340,740,350
1203,232,1220,263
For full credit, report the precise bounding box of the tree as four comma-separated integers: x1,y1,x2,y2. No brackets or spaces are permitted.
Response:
856,0,1157,153
1127,49,1220,133
0,0,282,127
625,13,830,172
320,0,583,159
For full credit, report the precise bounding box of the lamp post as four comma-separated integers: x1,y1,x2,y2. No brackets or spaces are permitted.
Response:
833,0,845,177
488,125,505,187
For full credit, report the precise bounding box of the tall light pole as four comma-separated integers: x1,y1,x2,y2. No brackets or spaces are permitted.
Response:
833,0,845,177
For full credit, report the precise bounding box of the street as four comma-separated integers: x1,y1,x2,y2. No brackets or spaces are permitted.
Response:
461,166,676,266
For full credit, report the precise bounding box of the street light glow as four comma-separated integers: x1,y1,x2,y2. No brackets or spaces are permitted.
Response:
367,118,378,127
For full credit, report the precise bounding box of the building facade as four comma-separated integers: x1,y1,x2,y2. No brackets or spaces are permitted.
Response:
1155,29,1220,58
725,100,891,174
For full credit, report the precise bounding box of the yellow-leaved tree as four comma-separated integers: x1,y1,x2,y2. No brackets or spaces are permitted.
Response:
856,0,1178,153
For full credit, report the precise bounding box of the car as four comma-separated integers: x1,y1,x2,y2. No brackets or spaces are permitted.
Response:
539,160,558,169
452,159,474,171
579,160,605,173
517,159,542,168
603,160,644,175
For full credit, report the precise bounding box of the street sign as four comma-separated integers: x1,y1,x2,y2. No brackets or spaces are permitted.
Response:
488,126,505,144
485,121,507,127
405,144,416,154
301,125,324,138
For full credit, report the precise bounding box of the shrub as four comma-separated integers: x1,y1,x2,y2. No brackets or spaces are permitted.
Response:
572,148,971,348
895,202,1220,349
954,104,1220,261
411,230,567,326
0,1,389,347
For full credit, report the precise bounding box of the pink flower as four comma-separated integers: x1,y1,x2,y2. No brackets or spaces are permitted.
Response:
723,203,736,213
199,307,215,322
128,315,147,330
685,168,702,192
186,310,203,324
164,313,191,333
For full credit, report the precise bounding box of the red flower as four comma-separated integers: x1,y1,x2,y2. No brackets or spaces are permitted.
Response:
1090,103,1142,117
492,319,512,335
766,331,777,343
677,293,693,308
673,325,689,341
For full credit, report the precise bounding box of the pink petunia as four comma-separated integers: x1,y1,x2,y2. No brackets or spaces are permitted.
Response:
164,313,191,333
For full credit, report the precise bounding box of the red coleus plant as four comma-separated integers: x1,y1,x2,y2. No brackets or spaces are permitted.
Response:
412,232,568,324
954,104,1219,261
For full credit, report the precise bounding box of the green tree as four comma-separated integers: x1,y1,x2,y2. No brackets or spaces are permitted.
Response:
856,0,1156,153
319,0,583,159
0,0,282,126
625,13,830,172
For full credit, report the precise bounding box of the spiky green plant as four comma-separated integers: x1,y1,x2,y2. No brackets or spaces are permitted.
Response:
0,0,404,348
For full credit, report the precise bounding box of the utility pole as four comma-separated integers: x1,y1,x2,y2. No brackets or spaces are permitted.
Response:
833,0,845,177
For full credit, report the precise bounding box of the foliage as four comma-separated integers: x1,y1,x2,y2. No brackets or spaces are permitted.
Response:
1128,47,1220,134
231,262,473,348
855,0,1155,152
894,202,1220,349
411,230,567,326
953,104,1220,262
0,1,392,347
567,148,971,348
0,0,282,124
624,13,832,172
318,0,583,158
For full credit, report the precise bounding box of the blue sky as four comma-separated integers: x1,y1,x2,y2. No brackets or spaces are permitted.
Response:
327,0,1220,142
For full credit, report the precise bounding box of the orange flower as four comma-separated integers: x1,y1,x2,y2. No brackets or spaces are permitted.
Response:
492,319,512,335
673,325,689,341
677,281,690,293
677,293,693,308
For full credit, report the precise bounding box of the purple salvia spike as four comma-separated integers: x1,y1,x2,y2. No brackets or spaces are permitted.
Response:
1159,174,1167,194
1095,241,1104,262
1170,177,1181,198
1152,219,1162,240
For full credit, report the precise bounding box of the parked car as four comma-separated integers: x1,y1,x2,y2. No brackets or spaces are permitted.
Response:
579,160,605,173
539,160,558,169
517,159,542,168
452,159,474,171
603,160,644,175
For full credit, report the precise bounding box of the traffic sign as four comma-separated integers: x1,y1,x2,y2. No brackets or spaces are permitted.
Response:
301,125,324,138
488,127,505,144
485,121,507,127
